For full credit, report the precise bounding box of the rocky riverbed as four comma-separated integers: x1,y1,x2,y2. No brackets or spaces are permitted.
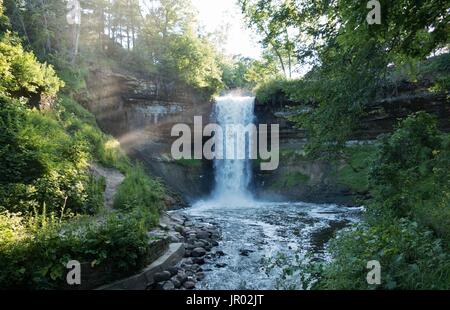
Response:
149,213,222,290
180,201,363,290
148,200,362,290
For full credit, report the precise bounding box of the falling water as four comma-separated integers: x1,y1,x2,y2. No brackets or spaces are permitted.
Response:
211,95,255,205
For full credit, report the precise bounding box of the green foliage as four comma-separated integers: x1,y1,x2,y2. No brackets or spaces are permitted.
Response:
415,53,450,92
220,54,281,90
272,172,310,189
0,0,169,290
0,90,129,215
125,0,225,98
255,79,288,104
3,0,69,60
0,96,46,184
0,0,9,32
58,94,96,125
266,113,450,290
318,219,450,290
0,33,63,98
84,175,106,215
239,0,299,78
315,113,450,289
0,94,100,216
3,0,227,99
113,165,165,228
0,210,151,289
221,56,253,90
384,53,450,94
58,95,131,173
54,62,88,94
336,145,375,193
369,112,447,216
262,252,319,290
168,33,224,95
175,158,203,168
244,0,449,155
245,53,283,87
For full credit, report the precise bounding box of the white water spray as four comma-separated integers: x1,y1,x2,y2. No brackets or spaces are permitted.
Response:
202,95,256,207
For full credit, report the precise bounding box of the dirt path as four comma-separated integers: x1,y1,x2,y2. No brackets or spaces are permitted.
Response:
90,163,125,210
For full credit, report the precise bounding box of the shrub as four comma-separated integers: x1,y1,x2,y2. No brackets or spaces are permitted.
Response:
0,32,63,97
58,95,96,126
57,95,131,173
316,113,450,290
336,145,375,193
0,102,97,215
0,96,46,184
272,172,310,189
255,79,287,105
0,97,85,214
0,14,163,290
113,165,164,228
318,219,450,290
370,112,446,216
0,211,150,289
84,176,106,214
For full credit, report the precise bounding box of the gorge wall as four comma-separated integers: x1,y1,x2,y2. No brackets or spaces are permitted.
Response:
252,77,449,204
80,66,449,206
252,101,356,204
80,67,214,204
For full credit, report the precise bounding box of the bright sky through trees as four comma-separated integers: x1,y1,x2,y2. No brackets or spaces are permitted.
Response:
191,0,262,58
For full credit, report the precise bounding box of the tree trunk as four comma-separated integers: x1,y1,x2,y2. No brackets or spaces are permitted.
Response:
71,24,80,64
272,46,287,77
39,0,52,55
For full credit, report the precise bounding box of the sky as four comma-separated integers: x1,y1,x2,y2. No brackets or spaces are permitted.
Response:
191,0,262,59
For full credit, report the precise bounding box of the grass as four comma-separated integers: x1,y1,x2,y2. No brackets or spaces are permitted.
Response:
175,158,203,168
58,95,131,173
113,165,165,228
272,172,310,189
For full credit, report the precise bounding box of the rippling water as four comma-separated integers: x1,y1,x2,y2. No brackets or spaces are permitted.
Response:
178,201,362,290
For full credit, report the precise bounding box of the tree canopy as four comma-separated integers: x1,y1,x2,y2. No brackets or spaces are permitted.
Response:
241,0,450,154
3,0,242,98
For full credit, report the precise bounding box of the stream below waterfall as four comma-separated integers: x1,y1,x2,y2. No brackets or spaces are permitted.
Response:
173,95,362,290
176,201,362,290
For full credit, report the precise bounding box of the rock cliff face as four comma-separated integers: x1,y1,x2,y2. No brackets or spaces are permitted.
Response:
252,81,449,204
81,66,448,206
252,102,354,204
82,68,214,203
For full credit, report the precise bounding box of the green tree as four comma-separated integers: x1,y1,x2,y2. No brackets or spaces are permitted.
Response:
245,0,449,155
132,0,223,97
239,0,299,78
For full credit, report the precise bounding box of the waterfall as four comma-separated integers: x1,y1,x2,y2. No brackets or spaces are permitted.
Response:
212,95,255,205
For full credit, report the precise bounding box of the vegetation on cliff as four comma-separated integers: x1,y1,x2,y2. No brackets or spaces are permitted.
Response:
316,113,450,289
0,1,165,289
